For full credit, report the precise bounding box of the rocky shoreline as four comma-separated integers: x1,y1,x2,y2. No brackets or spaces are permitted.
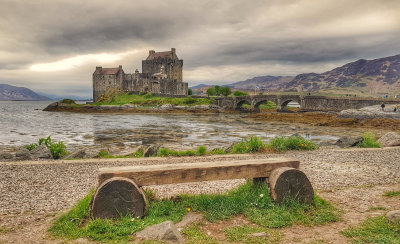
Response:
43,101,226,113
339,104,400,120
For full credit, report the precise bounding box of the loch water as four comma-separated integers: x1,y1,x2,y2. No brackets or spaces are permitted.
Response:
0,101,372,152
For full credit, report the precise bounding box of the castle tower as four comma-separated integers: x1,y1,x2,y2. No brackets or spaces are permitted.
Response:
142,48,183,82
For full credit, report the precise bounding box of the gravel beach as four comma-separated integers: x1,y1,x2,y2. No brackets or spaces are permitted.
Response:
1,147,399,215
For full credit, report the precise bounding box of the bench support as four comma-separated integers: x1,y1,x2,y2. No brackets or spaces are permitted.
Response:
90,177,147,219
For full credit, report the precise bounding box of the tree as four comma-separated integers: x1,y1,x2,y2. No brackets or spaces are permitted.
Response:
233,90,249,96
188,88,193,95
220,87,232,96
206,87,216,97
214,85,222,96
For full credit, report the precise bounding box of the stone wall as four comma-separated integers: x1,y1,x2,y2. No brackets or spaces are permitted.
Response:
142,58,183,82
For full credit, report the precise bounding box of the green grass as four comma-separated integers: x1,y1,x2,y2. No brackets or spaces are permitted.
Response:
357,132,381,148
341,216,400,243
369,206,387,211
230,137,267,154
24,136,68,159
91,93,214,107
157,146,224,157
267,136,318,152
225,225,282,244
182,224,219,244
49,182,340,242
383,191,400,197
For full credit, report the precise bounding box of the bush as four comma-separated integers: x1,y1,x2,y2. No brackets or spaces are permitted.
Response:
206,88,216,97
230,137,266,154
143,92,153,98
188,89,193,95
196,146,207,155
233,91,249,96
210,148,226,155
183,96,196,104
25,136,67,159
357,132,380,148
268,136,317,152
60,99,75,104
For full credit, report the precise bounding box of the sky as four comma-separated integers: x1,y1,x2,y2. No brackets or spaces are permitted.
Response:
0,0,400,97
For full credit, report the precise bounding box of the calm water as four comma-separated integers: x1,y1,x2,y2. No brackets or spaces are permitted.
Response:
0,101,371,152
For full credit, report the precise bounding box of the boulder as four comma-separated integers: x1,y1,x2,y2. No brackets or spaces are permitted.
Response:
122,104,138,109
386,210,400,224
160,104,174,110
135,221,184,243
175,212,203,228
30,145,52,159
0,152,13,160
377,132,400,147
142,145,161,157
334,136,363,148
64,150,87,159
15,147,32,160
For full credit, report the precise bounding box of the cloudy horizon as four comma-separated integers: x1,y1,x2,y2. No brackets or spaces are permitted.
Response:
1,0,400,97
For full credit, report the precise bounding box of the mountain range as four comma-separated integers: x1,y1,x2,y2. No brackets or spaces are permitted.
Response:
191,54,400,96
0,84,50,101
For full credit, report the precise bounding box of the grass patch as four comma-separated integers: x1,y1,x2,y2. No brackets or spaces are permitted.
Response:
225,225,281,244
157,146,223,157
357,132,381,148
25,136,67,159
369,206,387,211
182,224,219,244
230,137,267,154
383,191,400,197
267,136,318,152
92,92,214,107
49,182,340,242
341,215,400,243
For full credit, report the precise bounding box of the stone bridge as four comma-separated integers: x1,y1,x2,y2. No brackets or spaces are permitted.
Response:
214,95,400,112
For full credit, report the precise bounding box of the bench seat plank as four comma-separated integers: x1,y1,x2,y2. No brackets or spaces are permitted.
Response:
98,157,300,186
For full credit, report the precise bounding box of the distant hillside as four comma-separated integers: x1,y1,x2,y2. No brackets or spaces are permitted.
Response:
193,54,400,96
0,84,50,101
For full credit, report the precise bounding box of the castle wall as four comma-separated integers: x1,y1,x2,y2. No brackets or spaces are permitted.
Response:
142,58,183,82
93,74,117,102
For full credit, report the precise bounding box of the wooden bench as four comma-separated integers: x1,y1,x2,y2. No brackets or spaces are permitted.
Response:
90,157,314,219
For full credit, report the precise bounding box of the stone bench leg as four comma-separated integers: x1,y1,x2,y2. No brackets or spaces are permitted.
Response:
268,167,314,204
90,177,147,219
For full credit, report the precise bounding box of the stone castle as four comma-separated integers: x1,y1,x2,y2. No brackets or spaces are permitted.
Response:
93,48,188,102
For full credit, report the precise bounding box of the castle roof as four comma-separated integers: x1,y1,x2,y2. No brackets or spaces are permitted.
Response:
146,51,178,60
94,67,123,75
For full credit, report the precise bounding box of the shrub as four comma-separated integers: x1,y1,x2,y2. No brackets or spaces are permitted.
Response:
233,90,249,96
183,96,196,104
268,136,317,152
206,88,216,97
196,146,207,155
143,92,153,98
97,150,111,158
210,148,226,155
25,136,67,159
357,132,380,148
60,99,75,104
188,89,193,95
230,137,266,154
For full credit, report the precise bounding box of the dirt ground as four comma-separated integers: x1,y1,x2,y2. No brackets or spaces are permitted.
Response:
0,183,399,243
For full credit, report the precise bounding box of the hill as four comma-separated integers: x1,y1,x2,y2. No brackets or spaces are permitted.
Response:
0,84,50,101
192,54,400,96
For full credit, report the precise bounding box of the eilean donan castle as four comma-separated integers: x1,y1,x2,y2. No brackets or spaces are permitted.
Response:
93,48,188,102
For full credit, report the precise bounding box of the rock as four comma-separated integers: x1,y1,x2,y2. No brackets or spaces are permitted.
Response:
30,145,52,159
90,177,147,219
15,147,32,160
64,150,87,159
174,106,188,110
135,221,184,243
160,104,174,110
175,212,203,228
386,210,400,224
334,136,363,148
377,132,400,147
122,104,138,109
269,167,314,204
142,145,161,157
0,152,13,160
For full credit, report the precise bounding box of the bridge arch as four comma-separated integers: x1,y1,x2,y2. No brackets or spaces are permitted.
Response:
253,100,278,111
279,99,301,111
235,99,252,110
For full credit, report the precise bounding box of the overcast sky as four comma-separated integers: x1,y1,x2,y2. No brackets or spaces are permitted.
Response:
0,0,399,97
